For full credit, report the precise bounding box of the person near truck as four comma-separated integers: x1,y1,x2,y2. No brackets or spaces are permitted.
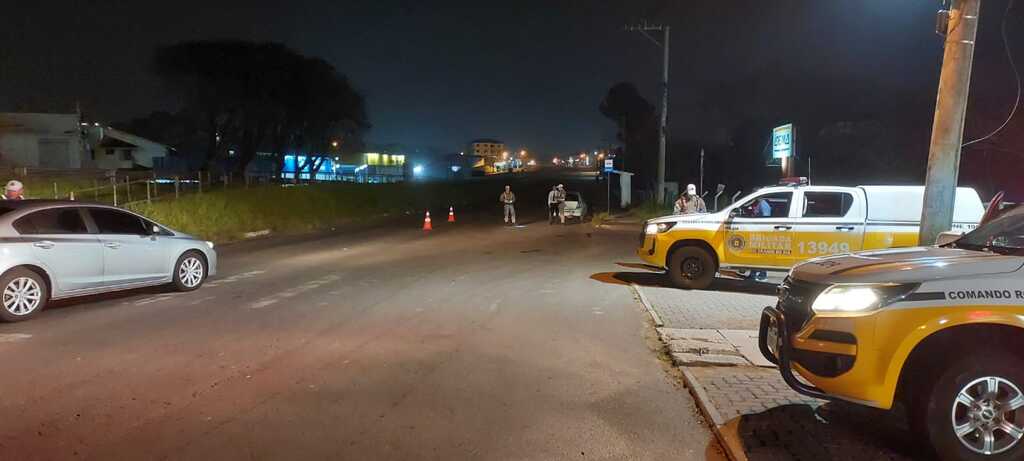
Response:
553,184,567,224
500,185,516,225
547,186,559,224
3,180,24,200
673,184,707,215
747,197,770,282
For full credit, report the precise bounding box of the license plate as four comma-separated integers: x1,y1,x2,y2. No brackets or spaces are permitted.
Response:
766,318,781,359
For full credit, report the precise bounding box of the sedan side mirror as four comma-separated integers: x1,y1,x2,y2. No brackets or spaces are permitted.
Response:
729,208,741,218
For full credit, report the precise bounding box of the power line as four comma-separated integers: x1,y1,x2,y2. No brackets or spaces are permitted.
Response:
963,0,1020,147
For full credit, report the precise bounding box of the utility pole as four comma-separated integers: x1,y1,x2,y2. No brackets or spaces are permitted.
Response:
919,0,981,245
626,21,670,205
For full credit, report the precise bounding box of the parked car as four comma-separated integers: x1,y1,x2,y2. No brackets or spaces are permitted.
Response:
0,200,217,322
637,181,985,289
759,204,1024,461
563,191,587,221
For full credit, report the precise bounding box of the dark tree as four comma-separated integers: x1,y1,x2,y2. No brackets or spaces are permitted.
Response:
599,82,658,194
154,40,369,176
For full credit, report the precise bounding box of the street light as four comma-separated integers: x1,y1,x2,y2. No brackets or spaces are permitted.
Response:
520,150,526,157
331,140,339,148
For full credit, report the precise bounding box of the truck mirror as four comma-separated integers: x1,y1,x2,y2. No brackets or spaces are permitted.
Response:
935,231,962,246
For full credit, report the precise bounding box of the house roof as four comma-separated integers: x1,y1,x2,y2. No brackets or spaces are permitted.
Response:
97,137,138,148
470,138,503,144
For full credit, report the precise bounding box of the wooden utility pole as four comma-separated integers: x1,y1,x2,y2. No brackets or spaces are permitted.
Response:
626,21,670,205
920,0,981,245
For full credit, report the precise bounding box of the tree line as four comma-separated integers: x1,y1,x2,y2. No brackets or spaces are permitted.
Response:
123,40,369,177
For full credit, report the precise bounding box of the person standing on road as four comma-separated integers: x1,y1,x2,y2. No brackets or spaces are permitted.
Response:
3,180,24,200
500,185,517,225
673,184,707,215
547,186,559,224
554,184,567,225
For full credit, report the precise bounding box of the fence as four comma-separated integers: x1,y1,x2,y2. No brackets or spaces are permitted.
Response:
3,168,280,207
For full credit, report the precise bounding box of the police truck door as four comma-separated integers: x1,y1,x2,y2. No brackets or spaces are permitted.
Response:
791,189,865,262
723,191,797,269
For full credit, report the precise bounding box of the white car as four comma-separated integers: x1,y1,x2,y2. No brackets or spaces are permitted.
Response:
0,200,217,321
563,192,588,221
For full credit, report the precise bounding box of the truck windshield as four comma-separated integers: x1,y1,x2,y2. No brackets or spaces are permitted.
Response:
954,206,1024,255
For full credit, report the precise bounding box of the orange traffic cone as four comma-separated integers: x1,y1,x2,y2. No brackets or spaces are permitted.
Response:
448,206,456,223
423,211,433,231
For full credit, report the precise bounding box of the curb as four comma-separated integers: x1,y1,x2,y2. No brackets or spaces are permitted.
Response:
630,283,663,327
679,368,748,461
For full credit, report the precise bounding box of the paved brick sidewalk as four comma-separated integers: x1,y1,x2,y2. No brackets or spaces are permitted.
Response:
640,279,776,330
687,367,821,422
634,281,926,460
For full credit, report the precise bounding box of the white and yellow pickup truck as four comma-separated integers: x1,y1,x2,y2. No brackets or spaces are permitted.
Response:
637,184,984,290
759,204,1024,461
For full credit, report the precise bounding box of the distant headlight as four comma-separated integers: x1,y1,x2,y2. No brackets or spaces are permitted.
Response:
811,284,918,314
645,222,676,234
205,241,215,249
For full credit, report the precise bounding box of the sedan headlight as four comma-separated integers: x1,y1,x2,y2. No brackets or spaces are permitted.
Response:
205,241,215,249
811,283,918,314
645,222,676,234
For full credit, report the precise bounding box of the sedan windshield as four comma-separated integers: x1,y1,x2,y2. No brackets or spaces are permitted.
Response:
954,206,1024,255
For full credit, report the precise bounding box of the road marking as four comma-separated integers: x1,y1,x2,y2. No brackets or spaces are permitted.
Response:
188,296,217,306
133,294,179,306
206,270,266,287
0,333,31,343
249,274,342,309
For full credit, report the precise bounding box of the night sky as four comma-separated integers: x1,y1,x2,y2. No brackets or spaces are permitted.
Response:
0,1,1018,157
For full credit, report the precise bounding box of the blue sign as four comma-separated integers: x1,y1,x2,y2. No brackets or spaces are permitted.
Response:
604,159,614,172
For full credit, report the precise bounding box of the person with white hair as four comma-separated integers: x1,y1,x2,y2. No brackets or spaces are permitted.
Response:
673,184,706,215
3,180,24,200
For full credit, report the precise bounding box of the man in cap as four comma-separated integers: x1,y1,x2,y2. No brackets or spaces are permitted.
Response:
673,184,706,215
500,185,517,225
547,185,559,224
3,180,24,200
554,184,567,224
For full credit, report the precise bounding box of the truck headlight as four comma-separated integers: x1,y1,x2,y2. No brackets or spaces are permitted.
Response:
645,222,676,234
811,284,918,314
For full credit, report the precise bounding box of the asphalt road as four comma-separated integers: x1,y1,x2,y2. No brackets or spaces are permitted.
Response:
0,208,718,460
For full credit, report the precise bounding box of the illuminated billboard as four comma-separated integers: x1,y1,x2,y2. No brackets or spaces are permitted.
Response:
772,124,794,159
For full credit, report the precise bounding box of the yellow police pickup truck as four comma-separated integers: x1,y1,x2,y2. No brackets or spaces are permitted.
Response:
637,183,984,290
759,205,1024,460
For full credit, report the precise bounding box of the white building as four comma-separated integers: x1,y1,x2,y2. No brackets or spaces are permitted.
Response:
0,113,85,168
0,112,170,170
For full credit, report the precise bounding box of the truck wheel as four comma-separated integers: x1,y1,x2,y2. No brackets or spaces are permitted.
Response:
921,352,1024,461
667,246,716,290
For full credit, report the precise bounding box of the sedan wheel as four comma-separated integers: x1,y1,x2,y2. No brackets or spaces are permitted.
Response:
0,269,48,322
173,252,207,292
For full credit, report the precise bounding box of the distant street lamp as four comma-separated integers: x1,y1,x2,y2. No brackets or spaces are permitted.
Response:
520,150,526,157
331,140,340,148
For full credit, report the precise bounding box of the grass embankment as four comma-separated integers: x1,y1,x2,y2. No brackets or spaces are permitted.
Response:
127,181,507,243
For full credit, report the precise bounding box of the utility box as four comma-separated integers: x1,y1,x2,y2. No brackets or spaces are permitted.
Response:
616,171,634,208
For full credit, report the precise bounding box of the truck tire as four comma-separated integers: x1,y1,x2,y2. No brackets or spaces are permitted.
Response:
920,352,1024,461
667,246,716,290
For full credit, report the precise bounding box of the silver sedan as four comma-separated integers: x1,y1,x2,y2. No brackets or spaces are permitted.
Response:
0,200,217,321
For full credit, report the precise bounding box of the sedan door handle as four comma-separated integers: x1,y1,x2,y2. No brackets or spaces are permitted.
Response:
104,242,121,249
836,226,855,232
33,241,55,249
774,225,792,231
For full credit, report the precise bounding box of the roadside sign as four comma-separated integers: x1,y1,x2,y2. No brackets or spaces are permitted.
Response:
604,159,614,172
772,124,794,159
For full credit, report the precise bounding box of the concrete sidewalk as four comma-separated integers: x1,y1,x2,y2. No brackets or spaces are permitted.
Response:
633,280,923,460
